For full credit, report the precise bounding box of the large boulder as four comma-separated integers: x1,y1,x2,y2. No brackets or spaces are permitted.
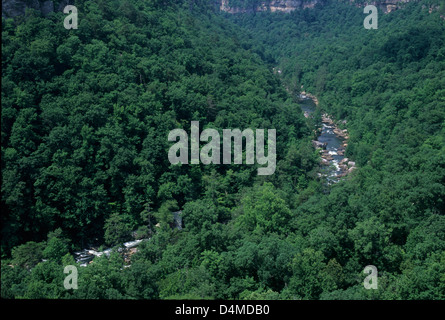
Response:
312,140,327,150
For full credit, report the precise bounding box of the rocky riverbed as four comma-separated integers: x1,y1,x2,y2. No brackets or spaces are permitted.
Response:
299,94,356,183
318,113,356,180
74,238,148,266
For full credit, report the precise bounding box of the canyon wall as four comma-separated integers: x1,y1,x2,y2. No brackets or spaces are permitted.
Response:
219,0,414,14
2,0,73,18
220,0,321,13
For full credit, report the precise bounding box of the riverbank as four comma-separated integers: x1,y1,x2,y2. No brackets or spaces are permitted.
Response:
300,91,319,106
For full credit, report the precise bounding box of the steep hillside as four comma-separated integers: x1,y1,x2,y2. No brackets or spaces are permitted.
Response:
228,0,445,299
1,0,444,301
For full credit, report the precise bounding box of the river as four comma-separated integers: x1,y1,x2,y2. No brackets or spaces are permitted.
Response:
299,95,355,184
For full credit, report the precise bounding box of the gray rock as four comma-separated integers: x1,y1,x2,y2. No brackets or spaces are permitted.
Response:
40,0,53,16
2,0,72,18
2,0,40,18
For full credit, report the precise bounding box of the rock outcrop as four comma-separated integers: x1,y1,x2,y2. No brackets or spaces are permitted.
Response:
348,0,412,14
219,0,418,14
2,0,73,18
2,0,427,18
312,140,328,149
220,0,321,14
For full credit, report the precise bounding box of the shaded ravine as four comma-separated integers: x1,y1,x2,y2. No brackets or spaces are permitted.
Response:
299,93,356,184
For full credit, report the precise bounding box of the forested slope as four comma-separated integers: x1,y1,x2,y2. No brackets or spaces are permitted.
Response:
1,0,318,299
228,0,445,299
1,0,444,300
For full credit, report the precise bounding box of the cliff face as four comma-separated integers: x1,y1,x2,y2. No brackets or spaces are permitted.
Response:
220,0,320,13
348,0,411,14
219,0,413,14
1,0,433,19
1,0,73,18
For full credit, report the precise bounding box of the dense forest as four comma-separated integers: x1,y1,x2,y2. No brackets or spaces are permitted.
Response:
1,0,444,300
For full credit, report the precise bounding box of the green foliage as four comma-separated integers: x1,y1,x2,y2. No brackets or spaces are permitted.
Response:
228,0,445,300
1,0,305,252
2,0,444,300
159,266,216,299
237,182,292,235
1,261,30,299
285,248,327,299
104,211,134,247
21,260,67,299
11,241,45,270
43,228,70,262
